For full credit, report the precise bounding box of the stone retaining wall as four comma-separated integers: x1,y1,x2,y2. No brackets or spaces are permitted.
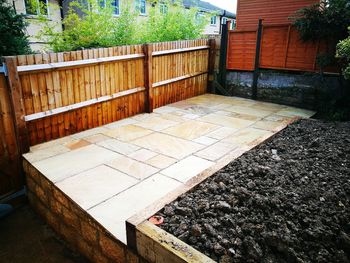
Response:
226,70,341,109
23,159,145,263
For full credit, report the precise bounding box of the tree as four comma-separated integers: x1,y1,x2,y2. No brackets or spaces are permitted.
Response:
293,0,350,42
292,0,350,120
0,0,31,57
39,0,209,52
39,0,139,52
292,0,350,72
137,0,208,43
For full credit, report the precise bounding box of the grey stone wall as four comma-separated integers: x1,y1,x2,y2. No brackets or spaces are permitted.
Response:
226,70,342,110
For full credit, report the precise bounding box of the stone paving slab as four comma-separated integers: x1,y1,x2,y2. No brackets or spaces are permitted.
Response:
56,165,138,210
88,173,181,244
23,94,315,245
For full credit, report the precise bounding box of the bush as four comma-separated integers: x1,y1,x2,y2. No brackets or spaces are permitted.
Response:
0,0,31,56
137,0,208,43
292,0,350,42
39,0,139,52
39,0,208,52
337,28,350,79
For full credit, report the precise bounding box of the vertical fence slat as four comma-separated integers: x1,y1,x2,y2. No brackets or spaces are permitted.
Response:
143,44,153,113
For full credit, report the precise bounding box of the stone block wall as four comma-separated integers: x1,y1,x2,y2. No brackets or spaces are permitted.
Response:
226,70,342,109
23,160,146,263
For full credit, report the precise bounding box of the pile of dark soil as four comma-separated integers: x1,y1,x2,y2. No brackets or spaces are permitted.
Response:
160,119,350,263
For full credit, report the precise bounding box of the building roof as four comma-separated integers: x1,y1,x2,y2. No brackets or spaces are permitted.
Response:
183,0,236,18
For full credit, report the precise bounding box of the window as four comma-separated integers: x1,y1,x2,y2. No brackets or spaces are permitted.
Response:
135,0,146,15
24,0,48,16
99,0,119,15
159,1,168,14
222,17,227,25
111,0,119,15
195,11,205,24
210,16,217,25
99,0,105,8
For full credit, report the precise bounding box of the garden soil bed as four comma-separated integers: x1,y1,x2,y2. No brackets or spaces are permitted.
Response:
159,119,350,263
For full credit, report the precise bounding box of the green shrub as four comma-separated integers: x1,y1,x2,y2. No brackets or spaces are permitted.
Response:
39,0,139,52
39,0,209,52
0,0,31,56
137,0,208,43
292,0,350,71
292,0,350,42
336,28,350,79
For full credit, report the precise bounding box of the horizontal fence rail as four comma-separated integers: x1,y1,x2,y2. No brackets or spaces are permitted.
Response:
0,38,214,197
17,54,145,73
24,87,146,122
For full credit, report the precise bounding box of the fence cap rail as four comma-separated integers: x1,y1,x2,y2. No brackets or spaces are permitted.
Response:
16,53,145,73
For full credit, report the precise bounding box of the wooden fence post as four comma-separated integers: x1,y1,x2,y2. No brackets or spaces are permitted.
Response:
218,21,229,88
252,19,263,100
4,56,30,154
207,38,216,93
143,44,153,113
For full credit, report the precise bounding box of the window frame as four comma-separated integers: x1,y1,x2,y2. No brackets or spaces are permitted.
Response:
159,1,168,14
99,0,120,16
222,17,227,25
23,0,49,17
135,0,146,15
111,0,120,16
210,15,217,25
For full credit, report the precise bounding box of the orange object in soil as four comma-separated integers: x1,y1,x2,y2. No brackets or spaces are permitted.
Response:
148,215,164,225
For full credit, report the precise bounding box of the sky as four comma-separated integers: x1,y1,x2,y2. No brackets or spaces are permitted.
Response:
205,0,237,13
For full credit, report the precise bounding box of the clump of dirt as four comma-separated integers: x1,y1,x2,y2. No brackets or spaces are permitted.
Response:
160,119,350,263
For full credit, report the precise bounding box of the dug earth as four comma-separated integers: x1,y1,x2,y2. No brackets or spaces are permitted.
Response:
159,119,350,263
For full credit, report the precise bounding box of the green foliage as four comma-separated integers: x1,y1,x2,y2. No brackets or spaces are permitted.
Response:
39,0,139,52
137,0,208,43
336,28,350,79
39,0,208,52
25,0,48,16
292,0,350,42
0,0,31,56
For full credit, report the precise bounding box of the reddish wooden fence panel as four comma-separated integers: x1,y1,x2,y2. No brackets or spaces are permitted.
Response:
227,24,337,73
227,30,257,71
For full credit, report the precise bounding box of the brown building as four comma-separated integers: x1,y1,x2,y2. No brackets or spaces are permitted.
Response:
235,0,317,29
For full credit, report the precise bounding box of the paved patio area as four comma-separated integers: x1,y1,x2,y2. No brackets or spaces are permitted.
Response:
23,94,314,244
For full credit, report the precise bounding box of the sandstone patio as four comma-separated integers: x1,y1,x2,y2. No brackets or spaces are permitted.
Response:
23,94,314,247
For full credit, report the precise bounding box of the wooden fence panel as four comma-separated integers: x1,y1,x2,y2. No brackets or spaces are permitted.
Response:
260,25,290,69
1,39,210,148
16,45,146,145
0,74,21,197
0,39,212,196
227,24,338,73
151,39,209,108
227,30,257,71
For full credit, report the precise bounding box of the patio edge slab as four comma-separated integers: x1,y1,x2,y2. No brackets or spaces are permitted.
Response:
23,159,146,263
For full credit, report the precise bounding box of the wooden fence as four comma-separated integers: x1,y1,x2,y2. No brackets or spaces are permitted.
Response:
227,24,337,73
0,74,21,198
0,38,214,197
